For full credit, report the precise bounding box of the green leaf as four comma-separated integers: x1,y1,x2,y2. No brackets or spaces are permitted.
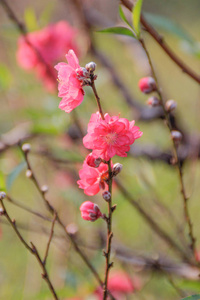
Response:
98,27,136,38
119,6,132,28
144,13,195,44
181,295,200,300
24,7,39,32
132,0,143,38
39,2,55,27
6,162,26,191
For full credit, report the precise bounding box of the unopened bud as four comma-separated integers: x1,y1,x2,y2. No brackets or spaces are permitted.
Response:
26,169,32,178
80,201,102,222
112,163,123,176
147,96,160,107
165,99,177,112
138,77,157,94
66,223,78,235
86,153,102,168
0,208,5,215
41,185,48,193
76,67,90,81
171,130,182,143
0,192,6,200
102,191,111,202
85,62,96,72
22,143,31,153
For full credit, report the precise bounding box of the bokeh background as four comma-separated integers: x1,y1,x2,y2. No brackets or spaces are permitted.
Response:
0,0,200,299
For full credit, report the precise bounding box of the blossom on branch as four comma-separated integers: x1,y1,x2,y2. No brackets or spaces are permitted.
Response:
83,112,143,161
80,201,102,222
77,156,110,196
55,50,87,113
17,21,79,91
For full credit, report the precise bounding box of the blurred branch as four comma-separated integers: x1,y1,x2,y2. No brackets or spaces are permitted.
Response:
0,0,55,80
115,179,192,263
0,195,59,300
21,146,116,300
43,212,57,266
120,0,200,84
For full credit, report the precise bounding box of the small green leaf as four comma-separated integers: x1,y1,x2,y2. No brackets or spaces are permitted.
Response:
181,295,200,300
0,64,12,91
39,2,55,27
98,27,136,38
119,6,132,28
6,162,26,191
24,7,39,32
132,0,143,38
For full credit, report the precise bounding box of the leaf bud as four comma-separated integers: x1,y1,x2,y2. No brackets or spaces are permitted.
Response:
147,96,160,107
85,62,96,72
26,169,32,178
102,191,111,202
112,163,123,177
165,99,177,112
171,130,182,143
41,185,49,194
22,143,31,153
0,191,6,200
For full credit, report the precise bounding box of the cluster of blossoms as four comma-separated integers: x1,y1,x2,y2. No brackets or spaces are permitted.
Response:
17,21,79,91
55,49,143,222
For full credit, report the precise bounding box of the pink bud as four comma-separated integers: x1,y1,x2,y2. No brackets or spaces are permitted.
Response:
76,67,90,81
102,191,111,201
85,62,96,72
138,77,157,94
80,201,102,222
147,96,160,107
86,153,102,168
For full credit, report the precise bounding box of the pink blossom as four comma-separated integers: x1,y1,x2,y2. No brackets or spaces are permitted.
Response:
55,50,85,113
83,112,143,161
138,77,156,94
77,156,109,196
86,152,102,168
16,21,79,91
80,201,102,221
94,271,141,299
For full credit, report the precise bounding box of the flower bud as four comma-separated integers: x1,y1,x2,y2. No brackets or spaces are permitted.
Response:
86,153,102,168
165,99,177,112
0,191,6,200
80,201,102,222
102,191,111,202
76,67,90,81
138,77,157,94
171,130,182,143
41,185,48,193
112,163,123,177
147,96,160,107
22,143,31,153
26,169,32,178
85,62,96,72
66,223,78,235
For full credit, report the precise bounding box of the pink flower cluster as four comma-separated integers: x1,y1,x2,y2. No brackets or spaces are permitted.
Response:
54,49,143,222
83,112,143,161
17,21,79,91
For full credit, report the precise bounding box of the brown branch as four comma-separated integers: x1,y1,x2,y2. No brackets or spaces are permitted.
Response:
0,194,59,300
21,147,116,299
43,213,57,266
120,0,200,84
115,179,192,263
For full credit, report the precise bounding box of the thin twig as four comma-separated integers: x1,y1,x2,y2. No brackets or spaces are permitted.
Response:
120,0,200,84
103,160,114,300
0,196,59,300
115,179,192,263
21,148,115,299
138,37,196,256
43,213,57,266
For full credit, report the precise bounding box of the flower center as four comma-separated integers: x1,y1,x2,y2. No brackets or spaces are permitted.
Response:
104,132,117,145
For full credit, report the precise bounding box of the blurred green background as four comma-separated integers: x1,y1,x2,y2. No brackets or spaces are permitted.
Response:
0,0,200,299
